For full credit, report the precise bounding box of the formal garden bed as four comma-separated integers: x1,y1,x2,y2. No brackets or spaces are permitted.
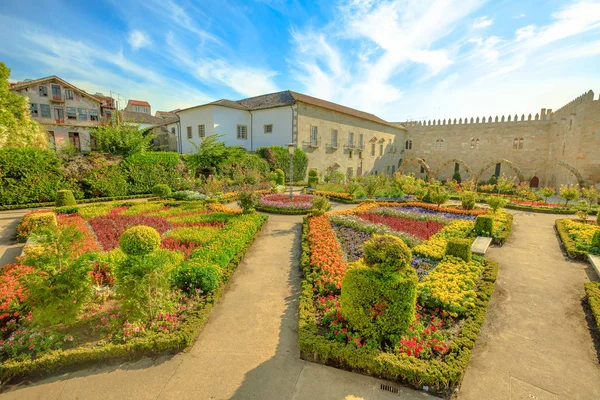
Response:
298,201,511,395
0,200,266,384
555,217,600,260
255,193,330,215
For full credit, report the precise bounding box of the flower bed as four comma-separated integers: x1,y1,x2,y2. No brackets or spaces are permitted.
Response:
299,215,498,395
1,201,267,384
310,190,358,203
555,219,600,259
256,193,329,214
585,282,600,332
355,213,445,240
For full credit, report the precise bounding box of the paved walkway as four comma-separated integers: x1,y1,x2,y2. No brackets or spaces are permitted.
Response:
1,204,433,400
0,209,33,267
458,210,600,399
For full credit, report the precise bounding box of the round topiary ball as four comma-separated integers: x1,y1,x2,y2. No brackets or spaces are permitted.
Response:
152,184,172,197
119,225,161,256
363,234,411,273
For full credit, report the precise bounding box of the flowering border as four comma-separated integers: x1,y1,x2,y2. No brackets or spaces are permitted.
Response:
0,214,267,384
298,216,498,396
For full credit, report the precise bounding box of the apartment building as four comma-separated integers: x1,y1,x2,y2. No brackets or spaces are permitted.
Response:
10,76,114,151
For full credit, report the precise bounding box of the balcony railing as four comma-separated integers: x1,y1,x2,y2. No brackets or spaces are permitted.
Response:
327,141,339,149
55,118,64,124
302,138,321,148
344,143,364,150
50,95,64,102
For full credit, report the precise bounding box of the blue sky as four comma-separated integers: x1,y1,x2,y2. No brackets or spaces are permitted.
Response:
1,0,599,121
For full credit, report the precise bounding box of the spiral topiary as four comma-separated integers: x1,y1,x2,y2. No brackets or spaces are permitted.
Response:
274,169,285,185
308,169,319,187
119,225,161,256
152,184,172,198
363,234,412,274
55,190,76,207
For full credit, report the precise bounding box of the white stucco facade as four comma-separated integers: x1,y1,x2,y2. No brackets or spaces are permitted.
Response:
177,105,293,153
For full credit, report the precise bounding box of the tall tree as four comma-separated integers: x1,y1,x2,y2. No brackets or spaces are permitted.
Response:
0,62,47,149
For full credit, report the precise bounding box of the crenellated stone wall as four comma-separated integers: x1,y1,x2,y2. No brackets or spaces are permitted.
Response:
397,90,600,189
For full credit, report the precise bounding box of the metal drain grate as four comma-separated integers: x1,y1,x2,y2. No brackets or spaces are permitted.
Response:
380,383,400,394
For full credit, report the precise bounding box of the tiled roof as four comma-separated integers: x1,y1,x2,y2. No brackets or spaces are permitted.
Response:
128,100,151,107
179,90,403,129
155,111,178,119
9,76,102,102
122,111,165,125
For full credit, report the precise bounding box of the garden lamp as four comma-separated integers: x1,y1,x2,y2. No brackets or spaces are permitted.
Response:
287,143,295,199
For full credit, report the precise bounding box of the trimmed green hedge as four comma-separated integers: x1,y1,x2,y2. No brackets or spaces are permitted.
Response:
493,212,513,245
255,205,317,215
0,194,153,211
585,282,600,332
298,217,499,396
122,152,190,194
555,219,588,260
0,213,267,384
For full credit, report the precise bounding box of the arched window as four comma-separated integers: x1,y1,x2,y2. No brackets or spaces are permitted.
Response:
475,139,480,149
470,139,475,149
435,139,444,150
471,138,480,149
513,138,518,149
518,138,524,149
405,139,412,150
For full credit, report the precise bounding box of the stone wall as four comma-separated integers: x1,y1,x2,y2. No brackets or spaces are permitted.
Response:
399,90,600,189
296,103,406,179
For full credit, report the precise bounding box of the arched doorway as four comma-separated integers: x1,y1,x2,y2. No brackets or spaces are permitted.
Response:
433,158,473,180
529,176,539,188
475,159,525,183
398,157,433,177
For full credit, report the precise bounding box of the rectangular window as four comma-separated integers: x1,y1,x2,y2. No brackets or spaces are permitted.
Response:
187,126,192,139
358,134,363,148
494,163,501,176
237,125,248,139
51,84,61,100
349,150,353,159
310,126,318,146
40,104,51,118
54,107,64,123
331,129,338,147
171,127,175,134
65,89,74,100
39,86,48,97
68,132,80,151
371,143,375,156
198,124,205,138
264,124,273,134
47,131,55,148
30,103,38,117
77,108,87,121
379,143,383,156
348,132,354,147
89,109,99,121
67,107,77,120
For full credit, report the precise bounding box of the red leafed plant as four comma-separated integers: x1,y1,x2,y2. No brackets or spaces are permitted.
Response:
160,237,199,258
57,214,102,256
89,214,171,251
0,264,36,322
356,213,444,240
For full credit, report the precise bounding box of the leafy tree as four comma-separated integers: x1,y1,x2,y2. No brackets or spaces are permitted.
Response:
539,186,556,203
581,186,599,209
187,134,245,174
559,184,580,206
90,120,154,156
487,196,508,212
429,185,450,209
0,62,47,149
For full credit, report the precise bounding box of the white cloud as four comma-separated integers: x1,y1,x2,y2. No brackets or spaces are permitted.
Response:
514,13,526,19
473,16,493,28
127,30,151,50
195,59,279,97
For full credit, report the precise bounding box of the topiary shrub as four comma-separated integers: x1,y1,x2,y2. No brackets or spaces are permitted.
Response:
341,235,417,342
475,215,494,236
452,171,461,184
310,195,330,216
308,170,319,187
54,206,78,215
152,183,172,198
592,230,600,249
446,238,472,262
119,225,161,256
55,190,76,207
27,212,58,233
461,191,476,210
274,169,285,185
171,261,220,293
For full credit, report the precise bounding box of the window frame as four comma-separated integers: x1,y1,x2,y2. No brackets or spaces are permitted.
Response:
40,104,51,118
264,124,273,134
198,124,205,138
68,132,81,151
77,108,88,121
39,86,48,97
371,143,376,157
331,129,338,148
30,103,38,117
67,107,77,120
187,126,193,139
379,143,384,156
237,124,248,140
64,89,74,100
89,109,99,121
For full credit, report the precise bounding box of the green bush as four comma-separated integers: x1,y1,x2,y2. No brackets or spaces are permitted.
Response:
55,190,76,207
54,206,79,215
475,215,494,237
341,261,417,342
171,261,220,294
585,282,600,331
597,208,600,224
0,148,70,206
164,226,219,244
122,153,190,194
237,189,259,213
446,238,472,262
592,230,600,249
460,191,476,210
81,164,129,198
152,184,172,197
274,169,285,185
119,226,161,256
486,196,507,212
257,146,309,181
363,234,412,274
310,195,330,216
308,170,319,187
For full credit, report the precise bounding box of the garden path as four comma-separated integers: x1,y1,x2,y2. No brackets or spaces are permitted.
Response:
1,203,434,400
458,210,600,399
0,209,36,267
